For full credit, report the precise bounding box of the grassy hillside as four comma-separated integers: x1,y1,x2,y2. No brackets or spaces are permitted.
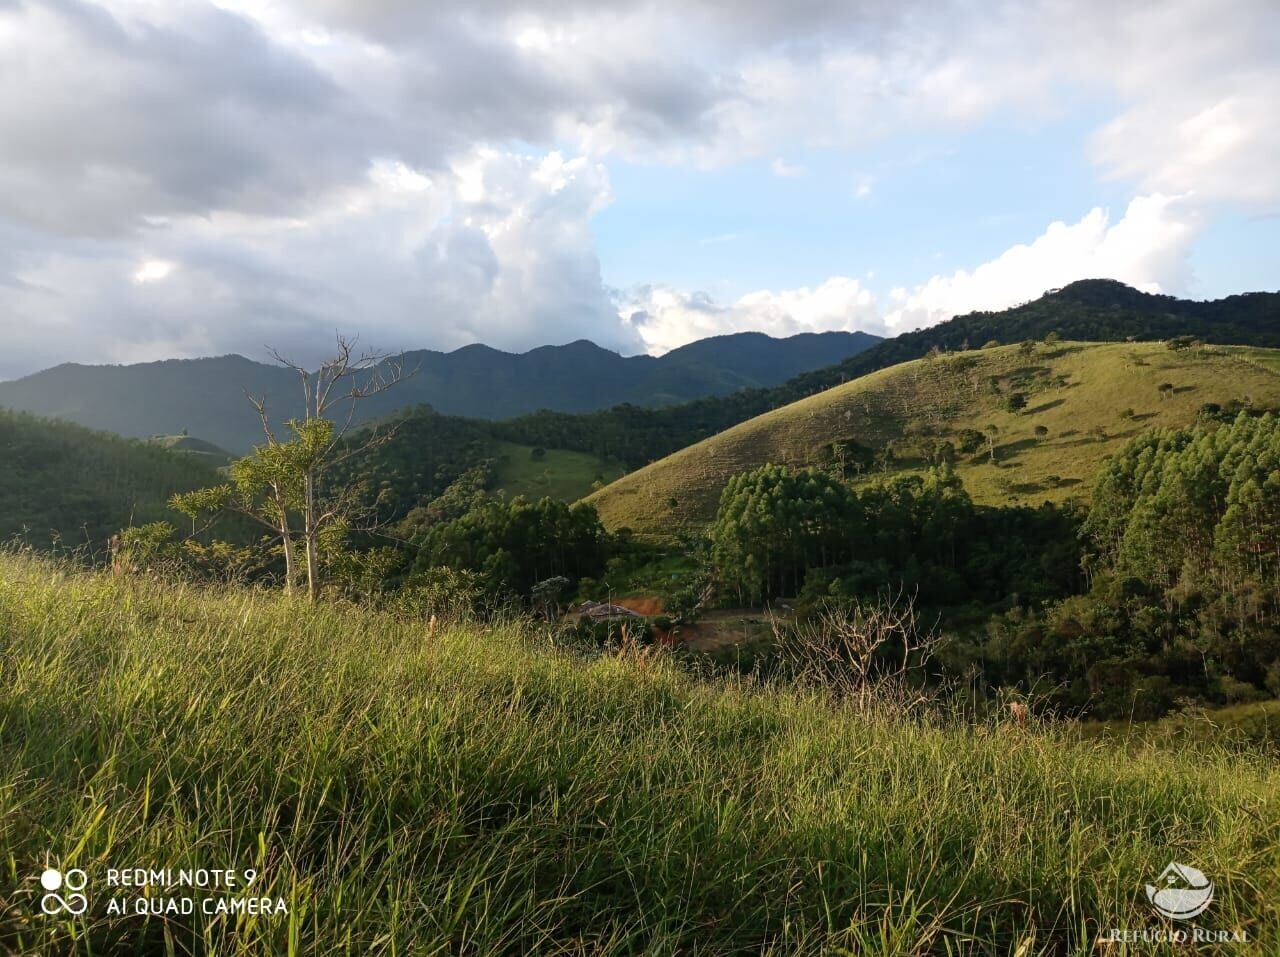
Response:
3,553,1277,954
588,341,1280,538
148,433,235,465
490,440,625,502
0,409,224,552
497,281,1280,470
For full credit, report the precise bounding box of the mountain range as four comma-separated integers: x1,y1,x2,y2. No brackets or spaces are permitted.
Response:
0,331,879,454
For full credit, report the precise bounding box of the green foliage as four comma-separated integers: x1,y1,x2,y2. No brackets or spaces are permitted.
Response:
1003,392,1027,413
0,408,221,553
397,463,494,537
711,465,861,603
956,428,986,454
411,497,611,601
977,414,1280,717
1085,411,1280,592
710,464,1082,608
4,553,1279,953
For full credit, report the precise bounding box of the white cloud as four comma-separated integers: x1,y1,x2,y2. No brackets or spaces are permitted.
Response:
769,157,806,178
0,0,1275,377
0,149,631,377
132,259,177,284
1087,2,1280,209
883,194,1199,333
618,194,1199,352
621,277,884,355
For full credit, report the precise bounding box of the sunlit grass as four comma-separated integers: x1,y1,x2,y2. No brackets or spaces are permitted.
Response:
1,552,1277,954
586,341,1280,540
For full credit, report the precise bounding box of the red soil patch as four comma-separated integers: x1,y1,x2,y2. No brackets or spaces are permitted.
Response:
615,596,666,616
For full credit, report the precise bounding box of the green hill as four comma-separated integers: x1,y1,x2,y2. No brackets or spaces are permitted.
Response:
490,440,625,502
4,553,1277,953
498,280,1280,470
0,409,224,551
587,341,1280,539
326,406,625,529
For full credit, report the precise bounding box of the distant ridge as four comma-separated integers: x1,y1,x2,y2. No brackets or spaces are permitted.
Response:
0,330,880,453
490,280,1280,470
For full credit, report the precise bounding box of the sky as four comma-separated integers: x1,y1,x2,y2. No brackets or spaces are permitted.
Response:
0,0,1277,379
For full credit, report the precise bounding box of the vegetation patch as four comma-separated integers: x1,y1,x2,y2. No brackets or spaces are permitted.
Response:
2,552,1277,954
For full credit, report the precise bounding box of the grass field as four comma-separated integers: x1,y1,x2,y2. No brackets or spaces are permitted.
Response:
2,552,1278,954
587,341,1280,539
490,440,625,502
1226,346,1280,376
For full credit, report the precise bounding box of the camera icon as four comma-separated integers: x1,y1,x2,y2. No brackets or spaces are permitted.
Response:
39,868,88,916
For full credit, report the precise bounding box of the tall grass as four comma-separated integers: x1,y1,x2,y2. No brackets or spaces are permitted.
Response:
1,552,1277,955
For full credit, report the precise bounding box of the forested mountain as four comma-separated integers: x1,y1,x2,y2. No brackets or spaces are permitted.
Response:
496,281,1280,468
0,330,879,453
586,340,1280,539
0,409,223,551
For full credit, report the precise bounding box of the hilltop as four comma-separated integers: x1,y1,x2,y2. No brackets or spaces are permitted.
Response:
0,330,879,453
587,341,1280,538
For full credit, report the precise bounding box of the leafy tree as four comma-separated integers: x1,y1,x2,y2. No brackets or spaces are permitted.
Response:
412,497,610,601
956,429,986,455
168,337,411,600
1004,393,1027,413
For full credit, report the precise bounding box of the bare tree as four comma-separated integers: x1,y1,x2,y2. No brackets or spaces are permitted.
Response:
770,592,944,711
260,335,414,601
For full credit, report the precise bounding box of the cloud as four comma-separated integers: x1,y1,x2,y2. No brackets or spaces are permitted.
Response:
1087,1,1280,210
770,158,806,178
0,149,630,378
0,0,364,235
0,0,1274,377
621,278,884,355
884,194,1199,332
619,194,1198,352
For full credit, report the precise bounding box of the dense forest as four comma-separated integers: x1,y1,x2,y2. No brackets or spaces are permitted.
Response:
972,411,1280,717
0,408,221,550
699,413,1280,718
708,463,1082,609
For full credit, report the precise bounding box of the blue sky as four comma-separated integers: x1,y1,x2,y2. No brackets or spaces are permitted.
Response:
0,0,1276,376
596,110,1139,297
